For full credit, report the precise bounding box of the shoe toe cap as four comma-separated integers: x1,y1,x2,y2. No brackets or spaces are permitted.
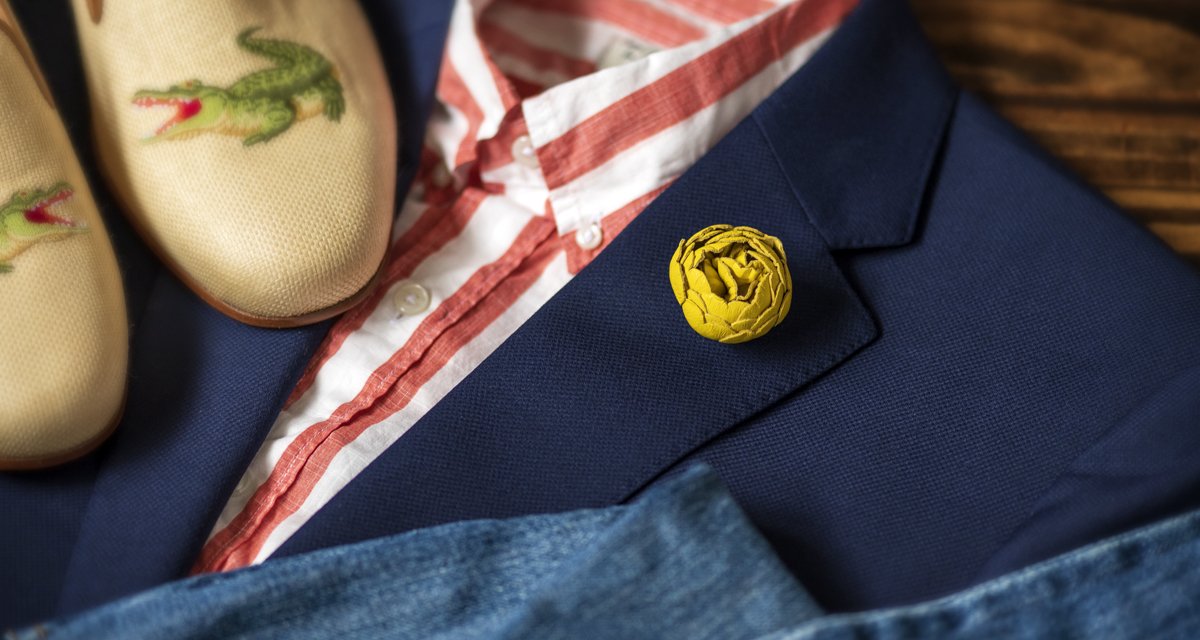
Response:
162,187,392,322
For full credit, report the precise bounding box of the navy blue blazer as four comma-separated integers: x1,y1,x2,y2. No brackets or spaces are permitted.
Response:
5,0,1200,628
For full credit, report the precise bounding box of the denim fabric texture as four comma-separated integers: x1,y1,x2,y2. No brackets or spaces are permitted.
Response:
10,466,818,640
13,465,1200,640
765,504,1200,639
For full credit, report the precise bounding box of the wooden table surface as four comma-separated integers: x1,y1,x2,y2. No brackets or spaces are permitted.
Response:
911,0,1200,266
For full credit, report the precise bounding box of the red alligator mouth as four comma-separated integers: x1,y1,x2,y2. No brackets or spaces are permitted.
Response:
23,188,77,227
133,96,202,136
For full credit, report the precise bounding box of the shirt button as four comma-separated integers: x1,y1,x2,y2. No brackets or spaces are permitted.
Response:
393,282,432,316
513,135,539,169
575,222,604,251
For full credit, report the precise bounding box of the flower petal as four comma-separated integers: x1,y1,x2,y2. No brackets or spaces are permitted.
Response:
686,267,714,296
715,259,740,300
669,242,687,304
681,298,707,329
701,291,731,319
702,262,727,297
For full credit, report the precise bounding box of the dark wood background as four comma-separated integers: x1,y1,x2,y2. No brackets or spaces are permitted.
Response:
912,0,1200,266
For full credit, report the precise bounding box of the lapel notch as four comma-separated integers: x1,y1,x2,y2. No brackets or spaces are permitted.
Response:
753,0,958,250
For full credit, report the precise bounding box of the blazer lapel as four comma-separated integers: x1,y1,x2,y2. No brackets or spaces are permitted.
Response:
278,0,956,555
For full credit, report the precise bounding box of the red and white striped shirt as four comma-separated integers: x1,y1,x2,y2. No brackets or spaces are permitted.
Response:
195,0,857,573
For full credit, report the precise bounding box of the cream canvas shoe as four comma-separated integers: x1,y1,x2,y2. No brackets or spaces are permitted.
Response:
0,3,128,470
72,0,397,326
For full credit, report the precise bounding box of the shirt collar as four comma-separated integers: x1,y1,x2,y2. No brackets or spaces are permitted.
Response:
427,0,857,263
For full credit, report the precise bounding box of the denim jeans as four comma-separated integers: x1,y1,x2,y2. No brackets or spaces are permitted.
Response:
10,465,1200,639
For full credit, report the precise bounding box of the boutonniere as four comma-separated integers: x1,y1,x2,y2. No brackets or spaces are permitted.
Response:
669,225,792,344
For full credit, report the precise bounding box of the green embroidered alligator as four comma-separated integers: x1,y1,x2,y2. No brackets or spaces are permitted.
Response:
0,183,86,273
133,27,345,146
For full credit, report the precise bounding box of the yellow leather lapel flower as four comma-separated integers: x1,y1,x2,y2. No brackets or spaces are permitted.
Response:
669,225,793,344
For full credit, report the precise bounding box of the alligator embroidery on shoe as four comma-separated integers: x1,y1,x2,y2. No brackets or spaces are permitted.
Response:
132,27,345,146
0,183,87,273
